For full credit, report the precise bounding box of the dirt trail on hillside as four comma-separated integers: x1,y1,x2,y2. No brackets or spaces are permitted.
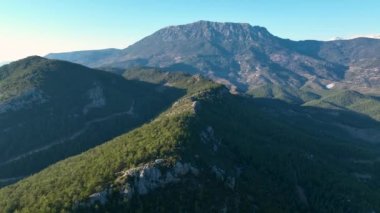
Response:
0,103,135,166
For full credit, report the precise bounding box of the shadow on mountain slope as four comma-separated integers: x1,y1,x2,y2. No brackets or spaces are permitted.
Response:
1,84,380,212
0,57,187,187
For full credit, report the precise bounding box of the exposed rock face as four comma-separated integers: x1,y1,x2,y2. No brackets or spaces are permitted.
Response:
88,191,108,205
200,126,221,152
191,101,201,113
119,160,199,197
83,159,199,205
80,159,241,209
211,166,236,190
82,158,240,208
0,89,47,114
47,21,380,93
83,82,106,114
212,165,226,181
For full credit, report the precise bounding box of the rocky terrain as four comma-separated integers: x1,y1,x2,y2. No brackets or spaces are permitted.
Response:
47,21,380,95
1,78,380,212
1,21,380,212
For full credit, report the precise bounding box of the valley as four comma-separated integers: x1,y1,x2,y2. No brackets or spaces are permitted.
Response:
0,20,380,212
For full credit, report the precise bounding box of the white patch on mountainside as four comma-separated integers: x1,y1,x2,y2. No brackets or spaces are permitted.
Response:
80,158,239,207
83,83,106,114
211,77,238,94
326,83,335,89
191,100,201,113
200,126,221,153
80,160,200,206
0,89,47,114
118,161,199,196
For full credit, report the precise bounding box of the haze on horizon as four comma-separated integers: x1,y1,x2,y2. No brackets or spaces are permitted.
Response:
1,0,379,63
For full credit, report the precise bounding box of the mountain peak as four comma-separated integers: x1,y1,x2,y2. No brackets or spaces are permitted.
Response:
4,56,51,70
17,55,46,62
1,56,48,77
154,20,273,42
1,56,91,81
191,20,252,27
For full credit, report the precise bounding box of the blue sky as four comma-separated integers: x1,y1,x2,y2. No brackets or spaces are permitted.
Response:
1,0,379,62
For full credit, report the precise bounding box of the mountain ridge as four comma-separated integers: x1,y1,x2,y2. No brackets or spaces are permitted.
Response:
2,75,380,212
0,56,186,186
46,21,380,95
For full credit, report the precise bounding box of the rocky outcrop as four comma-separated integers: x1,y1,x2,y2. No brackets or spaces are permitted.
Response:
48,21,380,93
82,157,239,207
83,159,200,206
75,157,244,211
200,126,221,152
0,89,47,114
88,191,108,205
191,101,201,113
211,166,236,190
83,82,106,114
119,160,199,197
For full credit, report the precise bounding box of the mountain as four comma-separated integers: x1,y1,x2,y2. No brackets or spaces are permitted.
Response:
349,35,380,40
304,90,380,121
46,49,121,68
47,21,380,95
3,21,380,212
0,56,186,186
293,38,380,92
1,74,380,212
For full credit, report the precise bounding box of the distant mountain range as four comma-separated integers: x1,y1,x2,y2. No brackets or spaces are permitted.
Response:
47,21,380,95
1,21,380,212
351,35,380,39
1,59,380,212
332,35,380,40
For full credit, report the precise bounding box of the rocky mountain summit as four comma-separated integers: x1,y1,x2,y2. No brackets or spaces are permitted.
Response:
1,21,380,212
47,21,380,94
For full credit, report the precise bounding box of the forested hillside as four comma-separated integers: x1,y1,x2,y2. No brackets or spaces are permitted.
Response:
0,57,185,186
1,74,380,212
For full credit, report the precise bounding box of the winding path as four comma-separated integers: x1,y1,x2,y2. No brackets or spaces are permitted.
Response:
0,102,135,166
0,176,24,183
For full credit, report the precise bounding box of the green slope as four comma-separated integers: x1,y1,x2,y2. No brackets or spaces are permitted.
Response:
248,84,321,104
0,57,185,186
122,67,219,93
1,80,380,212
304,90,380,121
